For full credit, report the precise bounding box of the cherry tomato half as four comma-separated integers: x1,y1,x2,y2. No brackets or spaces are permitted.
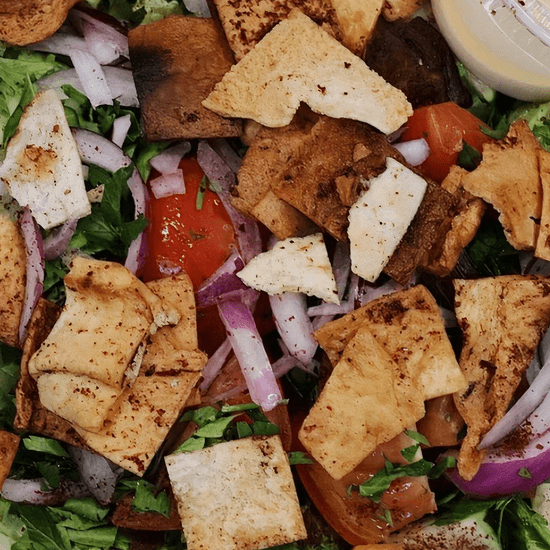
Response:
400,102,494,183
141,156,236,290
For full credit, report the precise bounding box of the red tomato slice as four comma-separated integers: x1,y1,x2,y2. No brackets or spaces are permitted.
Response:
400,102,494,183
141,156,236,290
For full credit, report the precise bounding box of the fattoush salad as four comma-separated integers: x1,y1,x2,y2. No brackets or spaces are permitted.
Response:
4,0,550,549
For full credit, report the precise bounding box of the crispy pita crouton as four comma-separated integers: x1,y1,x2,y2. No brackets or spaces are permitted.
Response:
461,119,542,250
0,0,79,46
129,16,241,141
232,110,320,239
315,285,467,400
203,10,412,134
383,178,457,285
331,0,384,55
237,233,339,303
166,436,307,549
299,326,424,479
453,275,550,480
212,0,342,61
271,116,405,241
422,166,486,276
382,0,423,21
535,149,550,261
0,430,20,490
0,213,26,348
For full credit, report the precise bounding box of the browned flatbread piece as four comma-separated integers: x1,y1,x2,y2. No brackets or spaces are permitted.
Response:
0,0,79,46
382,0,424,21
314,284,466,401
382,177,457,285
212,0,342,61
0,214,26,349
129,15,241,141
461,119,542,250
232,109,320,239
453,275,550,480
0,430,20,490
535,148,550,261
299,326,424,479
421,165,486,277
272,116,405,241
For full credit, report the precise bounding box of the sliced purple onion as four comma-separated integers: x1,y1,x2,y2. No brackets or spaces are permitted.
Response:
480,345,550,449
209,138,243,173
68,446,121,505
217,298,282,411
38,66,139,108
270,292,317,366
71,129,149,273
111,114,132,147
197,140,262,263
71,7,130,62
195,250,247,309
199,337,233,393
69,48,113,108
332,240,351,301
19,209,45,344
183,0,211,17
150,142,191,175
43,218,78,261
28,33,88,56
393,138,431,166
149,170,186,199
1,478,90,505
357,277,406,307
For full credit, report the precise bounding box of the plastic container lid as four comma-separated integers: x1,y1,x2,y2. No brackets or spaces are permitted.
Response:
432,0,550,101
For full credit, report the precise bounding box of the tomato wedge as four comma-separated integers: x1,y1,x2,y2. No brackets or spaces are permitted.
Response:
400,102,494,183
141,156,236,289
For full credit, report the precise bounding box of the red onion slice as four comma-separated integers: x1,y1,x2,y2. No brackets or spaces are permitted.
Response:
183,0,211,16
332,240,351,301
149,142,191,175
111,114,132,148
269,292,318,366
38,66,139,108
197,140,262,263
393,138,431,166
43,218,78,261
199,337,233,393
68,446,121,506
19,209,45,344
1,478,90,505
209,138,243,173
149,170,186,199
217,299,282,411
28,33,88,56
69,48,113,108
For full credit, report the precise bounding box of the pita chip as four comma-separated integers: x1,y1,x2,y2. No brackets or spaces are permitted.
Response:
315,285,467,401
203,10,412,134
299,326,424,479
382,0,424,21
453,275,550,480
461,119,542,250
536,148,550,261
0,213,26,348
0,430,20,490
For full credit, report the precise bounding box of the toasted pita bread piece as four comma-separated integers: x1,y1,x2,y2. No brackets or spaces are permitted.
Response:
453,275,550,481
299,326,424,479
272,116,405,241
212,0,342,61
422,166,486,276
315,284,467,401
0,213,26,348
536,149,550,261
461,119,543,250
0,430,20,490
0,90,91,230
382,0,424,21
165,435,307,550
0,0,79,46
232,109,320,239
203,10,412,134
129,15,241,141
331,0,384,55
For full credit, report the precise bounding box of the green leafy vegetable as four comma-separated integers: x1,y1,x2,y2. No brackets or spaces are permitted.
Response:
288,451,313,466
0,48,67,148
0,343,21,430
22,435,69,458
